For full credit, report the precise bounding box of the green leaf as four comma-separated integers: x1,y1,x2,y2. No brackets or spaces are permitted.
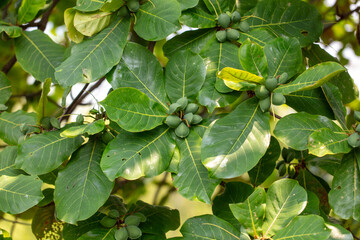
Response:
275,62,346,95
202,0,236,15
0,72,11,105
107,42,168,110
173,131,219,204
0,175,43,214
180,215,240,240
239,28,277,47
238,0,258,15
326,223,354,240
301,191,320,216
212,182,254,229
78,228,116,239
230,188,266,237
273,112,343,151
322,83,347,130
31,204,60,239
0,110,38,145
329,150,360,222
64,8,84,44
248,137,280,186
100,0,125,12
218,67,264,85
201,98,271,179
17,0,46,24
0,146,24,177
264,37,302,79
60,119,105,138
101,88,167,132
0,25,22,38
303,44,357,104
285,88,334,120
272,215,330,240
247,0,323,47
308,128,351,157
165,49,206,103
36,78,51,124
262,179,307,237
74,0,106,12
199,39,242,112
134,0,181,41
101,126,175,181
15,30,65,83
15,130,84,175
55,17,130,87
177,0,199,10
73,11,112,37
163,28,215,58
239,39,268,78
180,6,217,28
54,139,113,224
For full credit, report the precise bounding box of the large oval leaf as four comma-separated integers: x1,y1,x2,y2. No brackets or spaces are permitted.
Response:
64,8,84,43
101,126,175,181
0,175,43,214
54,139,113,224
201,98,271,179
15,130,84,175
262,179,307,237
275,62,346,95
73,11,112,37
180,215,241,240
273,215,330,240
165,49,206,102
107,42,168,110
0,146,23,177
173,131,219,204
239,39,268,78
329,150,360,222
101,88,167,132
55,17,130,87
17,0,45,24
247,0,323,47
273,112,343,151
15,30,65,83
134,0,181,41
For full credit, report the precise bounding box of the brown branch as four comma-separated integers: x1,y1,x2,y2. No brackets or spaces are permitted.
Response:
153,172,169,205
324,6,360,31
1,0,13,20
0,216,31,226
270,111,282,119
148,41,156,53
2,55,16,74
37,0,60,31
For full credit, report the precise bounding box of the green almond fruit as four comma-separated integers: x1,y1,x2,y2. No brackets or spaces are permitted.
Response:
185,103,199,114
191,114,203,125
165,115,182,128
265,77,278,91
126,225,142,239
125,215,141,226
288,165,296,177
239,21,250,32
168,103,181,114
40,116,51,130
115,228,128,240
226,29,240,41
108,209,120,219
184,113,193,124
76,114,84,123
276,160,285,170
133,212,147,222
218,13,230,28
281,148,295,163
231,11,241,23
259,97,271,112
118,5,130,17
278,72,289,84
176,97,188,110
50,117,60,129
127,0,140,12
254,85,270,99
272,93,286,105
278,163,286,176
348,132,360,148
175,122,190,138
356,125,360,132
100,216,117,228
354,111,360,122
216,30,227,43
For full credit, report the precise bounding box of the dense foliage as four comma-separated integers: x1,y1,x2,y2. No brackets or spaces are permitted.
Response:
0,0,359,239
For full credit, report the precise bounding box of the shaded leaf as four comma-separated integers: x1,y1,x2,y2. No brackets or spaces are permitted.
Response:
0,175,43,214
101,88,167,132
0,25,22,38
0,72,11,105
202,0,236,15
0,146,24,177
78,228,116,240
31,204,60,239
36,78,51,123
60,119,105,138
322,83,347,130
201,98,271,179
101,126,175,181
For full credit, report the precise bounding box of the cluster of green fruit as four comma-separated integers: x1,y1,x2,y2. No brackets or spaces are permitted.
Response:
255,72,288,112
165,97,202,138
347,111,360,147
118,0,140,17
216,11,250,43
276,148,297,177
100,209,147,240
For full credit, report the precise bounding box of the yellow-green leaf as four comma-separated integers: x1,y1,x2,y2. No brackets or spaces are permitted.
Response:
218,67,264,85
64,8,84,43
73,11,112,37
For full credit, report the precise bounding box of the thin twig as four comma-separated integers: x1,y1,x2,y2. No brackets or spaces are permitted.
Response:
0,217,31,226
152,172,169,205
1,55,16,74
60,83,89,122
324,6,360,31
269,111,282,119
38,0,60,31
